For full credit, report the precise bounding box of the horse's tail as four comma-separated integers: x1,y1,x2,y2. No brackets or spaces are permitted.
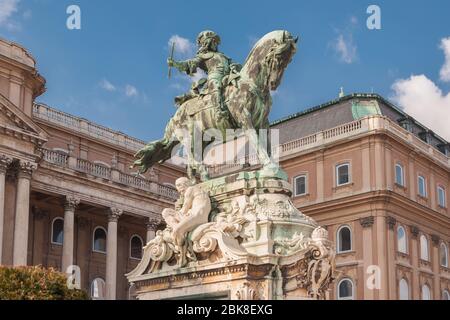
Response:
132,138,178,173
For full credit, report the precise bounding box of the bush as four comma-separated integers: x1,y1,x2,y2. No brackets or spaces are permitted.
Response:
0,265,89,300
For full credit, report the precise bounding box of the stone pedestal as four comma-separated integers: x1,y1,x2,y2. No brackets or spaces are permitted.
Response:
127,169,336,300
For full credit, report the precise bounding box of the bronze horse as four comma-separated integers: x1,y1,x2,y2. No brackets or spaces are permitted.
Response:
133,30,298,181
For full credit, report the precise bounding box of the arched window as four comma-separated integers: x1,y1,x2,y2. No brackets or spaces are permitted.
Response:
397,226,407,254
420,235,429,261
93,227,107,253
440,243,448,267
51,217,64,245
421,284,431,300
337,225,352,253
294,175,307,196
336,163,350,186
442,290,450,300
91,278,106,300
437,186,446,208
337,278,354,300
399,278,409,300
395,163,404,186
418,175,427,197
130,235,143,259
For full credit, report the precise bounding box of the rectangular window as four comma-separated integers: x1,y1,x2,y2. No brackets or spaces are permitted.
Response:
395,164,404,186
294,175,307,196
418,175,427,197
438,186,446,208
336,163,350,186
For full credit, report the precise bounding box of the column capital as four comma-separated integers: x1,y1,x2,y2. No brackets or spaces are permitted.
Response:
108,208,123,222
0,155,13,174
64,196,80,211
410,225,420,239
431,234,440,246
146,218,161,232
386,216,397,230
359,216,375,228
17,161,36,179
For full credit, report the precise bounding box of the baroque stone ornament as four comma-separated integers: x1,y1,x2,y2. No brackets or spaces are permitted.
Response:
108,208,123,222
64,196,80,211
0,155,13,174
126,30,336,300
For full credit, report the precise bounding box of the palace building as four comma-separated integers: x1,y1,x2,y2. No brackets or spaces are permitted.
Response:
0,37,449,300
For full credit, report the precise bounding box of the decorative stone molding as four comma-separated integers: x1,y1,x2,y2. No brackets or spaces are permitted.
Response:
386,216,397,230
17,161,36,179
0,155,13,174
64,196,80,211
146,218,161,232
108,208,123,222
431,235,440,246
410,226,419,239
359,216,374,228
235,282,259,300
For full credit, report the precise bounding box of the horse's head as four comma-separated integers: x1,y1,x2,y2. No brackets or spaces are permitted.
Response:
242,30,298,91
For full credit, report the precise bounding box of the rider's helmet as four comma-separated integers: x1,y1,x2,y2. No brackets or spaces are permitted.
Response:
196,30,221,52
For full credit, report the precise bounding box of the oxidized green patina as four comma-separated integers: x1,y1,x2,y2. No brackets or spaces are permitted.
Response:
133,30,298,181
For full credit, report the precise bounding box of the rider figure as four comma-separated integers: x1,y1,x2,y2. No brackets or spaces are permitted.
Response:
167,30,239,121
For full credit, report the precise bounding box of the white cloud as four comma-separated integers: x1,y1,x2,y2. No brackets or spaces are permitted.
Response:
125,84,138,97
392,75,450,141
333,33,357,64
0,0,21,31
439,37,450,82
99,79,116,92
0,0,19,24
168,35,195,57
391,37,450,141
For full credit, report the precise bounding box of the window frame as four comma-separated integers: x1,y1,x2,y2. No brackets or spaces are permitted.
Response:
417,175,427,197
336,225,352,254
442,289,450,300
395,163,405,187
51,217,64,245
90,277,106,300
293,174,308,197
397,225,408,254
336,163,351,187
337,278,354,300
421,284,431,300
440,242,448,268
92,226,107,254
399,278,409,300
420,234,429,261
129,234,144,260
437,185,446,208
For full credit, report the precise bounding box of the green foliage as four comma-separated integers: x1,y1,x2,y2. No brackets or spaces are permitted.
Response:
0,265,89,300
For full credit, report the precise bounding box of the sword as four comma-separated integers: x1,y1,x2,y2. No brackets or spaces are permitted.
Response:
168,42,176,79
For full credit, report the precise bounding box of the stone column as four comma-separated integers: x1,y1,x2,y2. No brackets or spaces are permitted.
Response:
146,218,160,244
431,235,440,300
13,162,35,266
386,216,397,299
0,155,12,264
359,216,375,299
106,207,122,300
409,225,420,300
62,196,80,272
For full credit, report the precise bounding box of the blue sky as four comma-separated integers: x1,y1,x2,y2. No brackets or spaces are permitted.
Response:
1,0,450,141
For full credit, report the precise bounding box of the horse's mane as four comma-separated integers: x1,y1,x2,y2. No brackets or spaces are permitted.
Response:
242,30,290,68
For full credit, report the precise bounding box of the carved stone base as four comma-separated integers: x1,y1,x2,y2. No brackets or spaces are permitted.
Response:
127,169,336,300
